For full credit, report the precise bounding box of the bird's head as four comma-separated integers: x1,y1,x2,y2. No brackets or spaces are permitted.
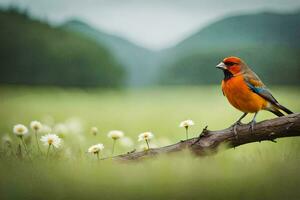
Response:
216,56,247,78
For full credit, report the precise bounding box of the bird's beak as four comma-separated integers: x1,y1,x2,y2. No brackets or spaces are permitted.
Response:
216,62,226,70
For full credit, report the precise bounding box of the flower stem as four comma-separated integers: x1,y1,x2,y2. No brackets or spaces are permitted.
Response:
96,152,100,161
111,140,116,156
34,131,42,155
145,139,150,150
46,144,51,160
185,127,189,140
20,137,30,156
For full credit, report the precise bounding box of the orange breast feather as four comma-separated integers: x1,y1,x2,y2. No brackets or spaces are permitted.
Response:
221,76,268,113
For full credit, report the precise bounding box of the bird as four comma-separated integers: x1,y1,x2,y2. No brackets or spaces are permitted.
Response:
216,56,293,136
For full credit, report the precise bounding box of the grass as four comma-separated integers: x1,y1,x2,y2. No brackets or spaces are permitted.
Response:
0,85,300,200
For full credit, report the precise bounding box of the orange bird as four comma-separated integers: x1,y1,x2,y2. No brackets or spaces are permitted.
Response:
216,56,293,133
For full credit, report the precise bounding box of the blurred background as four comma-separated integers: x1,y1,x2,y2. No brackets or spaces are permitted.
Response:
0,0,299,87
0,1,300,200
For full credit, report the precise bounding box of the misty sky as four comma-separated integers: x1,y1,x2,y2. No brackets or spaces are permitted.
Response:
1,0,300,49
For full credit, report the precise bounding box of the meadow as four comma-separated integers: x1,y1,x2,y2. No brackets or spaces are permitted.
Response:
0,86,300,200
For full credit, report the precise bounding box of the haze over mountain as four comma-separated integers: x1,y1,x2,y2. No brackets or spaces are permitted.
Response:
1,8,299,87
63,20,160,86
160,11,300,85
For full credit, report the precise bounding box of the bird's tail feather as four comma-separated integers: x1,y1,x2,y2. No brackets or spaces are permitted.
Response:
275,103,294,115
268,108,284,117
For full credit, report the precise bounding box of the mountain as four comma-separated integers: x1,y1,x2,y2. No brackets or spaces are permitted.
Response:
160,11,300,85
62,20,160,87
0,9,125,87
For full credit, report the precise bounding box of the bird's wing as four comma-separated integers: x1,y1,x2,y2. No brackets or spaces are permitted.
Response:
243,71,278,105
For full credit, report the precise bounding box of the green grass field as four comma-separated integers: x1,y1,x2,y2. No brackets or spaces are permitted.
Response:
0,86,300,200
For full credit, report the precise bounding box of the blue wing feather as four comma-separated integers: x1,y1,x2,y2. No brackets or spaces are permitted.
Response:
245,79,278,105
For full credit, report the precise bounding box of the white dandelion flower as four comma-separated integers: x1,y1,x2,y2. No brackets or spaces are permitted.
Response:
88,143,104,154
179,119,194,128
91,127,99,136
30,120,43,153
179,119,194,140
13,124,28,137
138,132,154,150
107,130,124,140
138,132,154,142
120,137,134,148
30,121,43,132
40,134,62,148
108,130,124,156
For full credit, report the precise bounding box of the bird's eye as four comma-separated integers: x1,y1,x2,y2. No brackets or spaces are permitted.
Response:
224,61,235,66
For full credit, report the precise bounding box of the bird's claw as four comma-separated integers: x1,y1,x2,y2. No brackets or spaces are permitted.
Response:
231,121,243,140
249,120,256,133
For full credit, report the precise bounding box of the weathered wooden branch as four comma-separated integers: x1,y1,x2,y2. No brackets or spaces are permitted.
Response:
115,113,300,161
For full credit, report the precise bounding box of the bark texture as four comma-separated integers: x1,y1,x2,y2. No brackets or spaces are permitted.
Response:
114,113,300,161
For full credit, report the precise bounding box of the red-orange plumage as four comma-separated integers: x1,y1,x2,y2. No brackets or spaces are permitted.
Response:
222,75,268,113
217,56,293,120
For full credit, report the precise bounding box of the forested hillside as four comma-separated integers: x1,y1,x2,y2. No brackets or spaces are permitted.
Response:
0,9,125,87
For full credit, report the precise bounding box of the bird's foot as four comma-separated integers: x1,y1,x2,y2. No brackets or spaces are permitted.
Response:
231,121,243,140
248,120,256,133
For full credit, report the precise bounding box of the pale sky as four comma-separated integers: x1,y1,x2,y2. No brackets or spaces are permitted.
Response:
1,0,300,50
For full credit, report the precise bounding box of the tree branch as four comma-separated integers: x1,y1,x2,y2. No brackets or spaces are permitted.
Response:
115,113,300,161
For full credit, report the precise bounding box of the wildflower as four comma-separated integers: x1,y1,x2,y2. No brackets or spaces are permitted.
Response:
88,143,104,154
107,130,124,156
138,132,154,150
13,124,28,137
40,134,62,148
30,120,43,153
120,137,134,148
88,143,104,160
107,130,124,140
179,119,194,139
91,127,99,136
30,121,42,132
40,133,62,160
13,124,30,156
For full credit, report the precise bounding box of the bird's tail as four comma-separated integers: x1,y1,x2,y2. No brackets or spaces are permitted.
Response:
268,108,284,117
267,103,293,117
275,103,294,115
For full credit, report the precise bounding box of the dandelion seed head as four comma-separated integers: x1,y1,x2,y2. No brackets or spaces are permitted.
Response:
138,132,154,142
107,130,124,140
30,120,42,132
40,134,62,148
13,124,28,137
179,119,195,128
88,143,104,154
